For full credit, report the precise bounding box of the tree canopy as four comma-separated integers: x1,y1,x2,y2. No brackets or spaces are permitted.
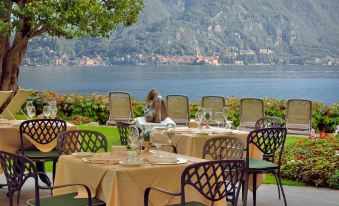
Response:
0,0,144,90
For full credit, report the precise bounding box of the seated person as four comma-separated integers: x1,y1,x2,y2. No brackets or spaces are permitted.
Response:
144,89,167,123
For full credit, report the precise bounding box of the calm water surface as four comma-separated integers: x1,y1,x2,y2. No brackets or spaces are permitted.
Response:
19,65,339,104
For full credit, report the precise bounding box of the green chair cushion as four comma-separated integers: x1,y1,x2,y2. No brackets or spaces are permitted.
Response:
27,192,105,206
167,201,207,206
248,158,278,170
23,149,59,159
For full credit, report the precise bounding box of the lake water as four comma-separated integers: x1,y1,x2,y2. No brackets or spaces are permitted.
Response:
19,65,339,104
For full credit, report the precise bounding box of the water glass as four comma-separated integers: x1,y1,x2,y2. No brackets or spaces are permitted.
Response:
128,126,142,159
204,108,213,127
49,101,58,118
166,123,175,145
214,112,223,128
43,106,51,118
27,106,36,119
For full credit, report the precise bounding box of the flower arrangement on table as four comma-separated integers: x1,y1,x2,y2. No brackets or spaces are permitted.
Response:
279,133,339,188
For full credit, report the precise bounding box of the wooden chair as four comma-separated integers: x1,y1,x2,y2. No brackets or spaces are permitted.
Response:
145,160,245,206
166,95,190,126
0,150,105,206
106,91,133,126
243,127,287,206
58,130,108,155
285,99,313,135
239,98,264,131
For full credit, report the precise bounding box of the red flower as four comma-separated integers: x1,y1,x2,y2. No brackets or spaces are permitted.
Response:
314,151,321,156
319,133,324,138
329,137,334,141
325,133,328,138
75,117,81,122
296,156,302,160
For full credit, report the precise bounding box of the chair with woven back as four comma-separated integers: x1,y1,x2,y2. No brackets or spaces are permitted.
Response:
19,119,67,187
255,116,284,129
166,95,190,126
0,150,105,206
144,159,245,206
202,136,244,160
285,99,313,135
239,98,264,131
57,130,108,155
201,96,225,126
243,127,287,206
106,91,133,126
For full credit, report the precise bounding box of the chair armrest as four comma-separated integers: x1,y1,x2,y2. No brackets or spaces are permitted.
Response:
144,187,181,206
39,183,93,206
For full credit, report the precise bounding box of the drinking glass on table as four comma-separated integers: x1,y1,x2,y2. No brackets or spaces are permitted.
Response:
27,106,36,119
223,106,229,123
26,101,34,119
49,101,58,118
150,128,167,157
43,106,51,118
204,108,213,127
166,123,175,145
195,111,203,129
128,126,142,160
214,112,223,128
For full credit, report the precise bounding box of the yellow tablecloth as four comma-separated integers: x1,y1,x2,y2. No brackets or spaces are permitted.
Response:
54,152,225,206
154,127,264,190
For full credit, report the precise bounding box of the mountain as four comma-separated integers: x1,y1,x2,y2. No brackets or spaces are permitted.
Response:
25,0,339,65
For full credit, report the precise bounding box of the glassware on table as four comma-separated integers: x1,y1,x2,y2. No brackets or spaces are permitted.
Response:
203,108,213,128
195,111,203,130
27,106,36,119
214,112,223,128
127,126,142,160
49,101,58,118
43,106,51,118
150,128,168,157
26,101,34,119
223,106,229,123
166,123,175,145
225,120,234,130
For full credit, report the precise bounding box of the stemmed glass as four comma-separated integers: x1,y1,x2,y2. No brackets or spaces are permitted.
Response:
214,112,223,128
127,126,142,160
27,106,36,119
150,128,167,157
43,106,51,118
26,101,34,119
204,108,213,128
223,107,229,123
195,110,203,130
166,123,175,145
49,101,58,118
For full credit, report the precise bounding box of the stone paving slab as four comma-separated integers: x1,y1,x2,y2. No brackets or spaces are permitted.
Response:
1,174,338,206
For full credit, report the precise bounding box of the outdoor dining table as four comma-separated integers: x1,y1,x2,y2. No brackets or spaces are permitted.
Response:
53,151,225,206
153,126,264,190
0,119,77,172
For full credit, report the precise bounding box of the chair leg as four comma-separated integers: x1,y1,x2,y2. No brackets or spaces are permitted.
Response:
36,162,51,186
52,160,57,184
273,173,281,199
242,172,249,206
253,173,257,206
277,172,287,206
16,190,21,205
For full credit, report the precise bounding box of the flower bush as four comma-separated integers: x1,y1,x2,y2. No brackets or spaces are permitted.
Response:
279,133,339,188
69,116,91,125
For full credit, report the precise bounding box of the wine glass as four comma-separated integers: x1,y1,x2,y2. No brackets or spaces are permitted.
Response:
150,128,167,157
49,101,58,118
43,106,51,118
128,126,142,160
26,101,33,119
195,111,203,129
204,108,213,128
214,112,223,128
27,106,36,119
166,123,175,145
223,107,229,123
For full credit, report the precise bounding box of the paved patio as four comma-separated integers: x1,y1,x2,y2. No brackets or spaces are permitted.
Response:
1,174,338,206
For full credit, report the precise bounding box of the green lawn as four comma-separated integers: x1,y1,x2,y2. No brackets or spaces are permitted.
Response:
46,125,305,186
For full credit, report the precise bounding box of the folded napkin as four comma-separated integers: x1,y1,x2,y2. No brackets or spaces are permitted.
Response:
85,157,121,164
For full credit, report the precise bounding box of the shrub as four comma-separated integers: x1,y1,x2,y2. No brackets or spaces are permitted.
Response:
279,133,339,188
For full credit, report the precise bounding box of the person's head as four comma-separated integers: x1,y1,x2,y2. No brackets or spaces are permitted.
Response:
146,89,160,104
